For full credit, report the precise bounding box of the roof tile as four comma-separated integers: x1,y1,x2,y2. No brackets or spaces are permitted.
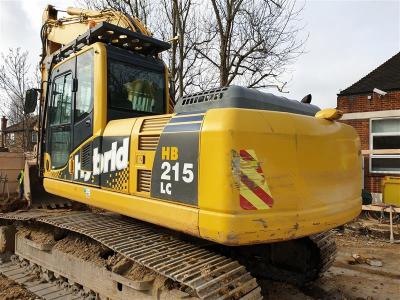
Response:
339,51,400,96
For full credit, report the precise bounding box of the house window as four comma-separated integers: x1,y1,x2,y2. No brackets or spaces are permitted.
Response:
370,118,400,174
31,132,38,143
9,133,15,141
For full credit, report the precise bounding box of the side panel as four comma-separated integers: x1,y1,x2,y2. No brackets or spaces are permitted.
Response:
69,134,130,189
44,113,201,236
198,108,362,245
150,113,204,205
71,136,101,186
43,177,199,236
98,118,133,193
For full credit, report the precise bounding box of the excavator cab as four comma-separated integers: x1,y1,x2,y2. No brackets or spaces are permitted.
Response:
23,22,171,208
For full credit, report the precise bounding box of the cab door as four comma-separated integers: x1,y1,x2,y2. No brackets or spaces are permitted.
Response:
45,59,75,179
45,50,95,182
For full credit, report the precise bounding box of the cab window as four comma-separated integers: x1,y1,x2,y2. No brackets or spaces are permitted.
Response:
75,50,93,122
48,73,73,169
108,59,164,115
50,73,73,125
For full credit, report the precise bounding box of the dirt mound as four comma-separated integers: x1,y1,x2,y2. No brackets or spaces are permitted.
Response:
0,274,37,300
53,234,109,267
19,226,55,244
0,197,26,213
18,226,169,285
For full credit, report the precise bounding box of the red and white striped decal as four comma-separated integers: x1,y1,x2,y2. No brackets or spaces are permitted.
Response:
238,149,274,210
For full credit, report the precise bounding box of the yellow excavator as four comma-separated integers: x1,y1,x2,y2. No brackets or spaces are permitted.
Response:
0,5,361,299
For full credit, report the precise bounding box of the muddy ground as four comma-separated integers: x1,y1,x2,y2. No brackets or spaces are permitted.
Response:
0,275,37,300
265,218,400,300
1,217,399,300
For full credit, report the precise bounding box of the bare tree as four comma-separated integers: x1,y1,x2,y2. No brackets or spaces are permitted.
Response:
78,0,153,26
77,0,306,94
195,0,306,89
0,48,31,124
0,48,36,151
159,0,201,98
80,0,201,98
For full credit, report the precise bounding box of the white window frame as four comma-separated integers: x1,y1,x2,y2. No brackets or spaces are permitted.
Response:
369,117,400,174
31,131,38,143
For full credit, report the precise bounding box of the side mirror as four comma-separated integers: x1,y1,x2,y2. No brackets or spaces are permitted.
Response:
24,88,38,114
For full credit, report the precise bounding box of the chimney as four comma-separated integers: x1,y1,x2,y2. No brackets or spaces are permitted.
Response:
1,116,7,148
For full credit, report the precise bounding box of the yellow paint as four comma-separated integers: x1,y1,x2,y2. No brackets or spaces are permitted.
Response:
315,108,343,121
382,176,400,206
165,65,174,114
93,43,108,135
43,177,199,236
161,146,179,160
240,188,270,210
198,108,362,245
173,113,205,118
44,8,151,47
102,118,135,137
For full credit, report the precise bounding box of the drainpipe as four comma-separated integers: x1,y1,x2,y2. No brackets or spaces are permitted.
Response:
1,116,8,148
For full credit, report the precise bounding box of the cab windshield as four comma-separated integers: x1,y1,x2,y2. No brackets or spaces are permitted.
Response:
108,59,165,116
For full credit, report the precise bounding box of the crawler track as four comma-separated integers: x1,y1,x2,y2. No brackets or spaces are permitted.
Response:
0,209,337,299
0,258,85,300
310,231,337,275
0,210,262,300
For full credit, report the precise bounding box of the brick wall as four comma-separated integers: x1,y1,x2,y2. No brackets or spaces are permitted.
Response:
337,90,400,194
340,119,369,150
363,159,386,193
337,90,400,113
4,130,36,152
340,119,382,192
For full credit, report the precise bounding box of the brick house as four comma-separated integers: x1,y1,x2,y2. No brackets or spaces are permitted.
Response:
0,116,38,153
337,52,400,200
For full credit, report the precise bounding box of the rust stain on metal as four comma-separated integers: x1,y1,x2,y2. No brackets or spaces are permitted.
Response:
230,149,266,188
226,233,238,242
253,218,268,228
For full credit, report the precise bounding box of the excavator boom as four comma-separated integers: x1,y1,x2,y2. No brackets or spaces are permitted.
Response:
41,5,151,56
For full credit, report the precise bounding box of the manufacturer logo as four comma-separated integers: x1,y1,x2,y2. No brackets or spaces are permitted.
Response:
74,137,129,181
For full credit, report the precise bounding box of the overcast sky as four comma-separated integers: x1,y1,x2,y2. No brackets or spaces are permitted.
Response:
0,0,399,108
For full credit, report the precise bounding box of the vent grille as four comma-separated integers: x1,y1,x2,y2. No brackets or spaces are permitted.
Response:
81,143,92,170
180,87,227,105
137,169,151,192
140,117,171,133
139,135,160,151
